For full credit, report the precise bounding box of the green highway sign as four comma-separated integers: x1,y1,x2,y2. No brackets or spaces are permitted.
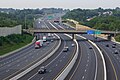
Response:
48,16,53,19
95,30,101,34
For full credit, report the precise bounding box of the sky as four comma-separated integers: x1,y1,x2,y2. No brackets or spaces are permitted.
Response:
0,0,120,9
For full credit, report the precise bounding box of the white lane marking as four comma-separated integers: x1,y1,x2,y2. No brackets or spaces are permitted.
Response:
28,73,38,80
87,60,89,62
49,22,58,30
45,41,66,67
82,76,85,79
49,70,52,72
6,70,9,72
60,60,62,62
85,69,87,72
40,77,44,80
32,56,34,58
56,64,58,66
86,64,88,67
17,64,20,67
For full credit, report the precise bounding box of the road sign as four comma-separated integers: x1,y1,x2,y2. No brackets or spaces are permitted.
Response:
48,16,53,19
87,30,95,34
95,30,101,34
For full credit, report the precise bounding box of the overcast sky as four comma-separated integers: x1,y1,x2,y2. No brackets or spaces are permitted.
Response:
0,0,120,9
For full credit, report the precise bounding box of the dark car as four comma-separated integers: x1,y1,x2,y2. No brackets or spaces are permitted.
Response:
63,47,69,52
89,46,93,49
113,43,116,45
114,50,118,54
106,44,109,47
38,66,46,74
112,45,116,48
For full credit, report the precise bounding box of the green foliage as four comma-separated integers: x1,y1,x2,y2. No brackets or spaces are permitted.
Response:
0,34,33,55
63,7,120,31
115,35,120,42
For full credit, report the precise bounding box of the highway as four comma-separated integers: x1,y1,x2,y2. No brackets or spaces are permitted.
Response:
50,22,105,80
18,21,77,80
0,20,60,80
82,34,120,80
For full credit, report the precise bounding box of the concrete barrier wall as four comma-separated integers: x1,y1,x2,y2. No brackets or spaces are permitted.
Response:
0,25,22,36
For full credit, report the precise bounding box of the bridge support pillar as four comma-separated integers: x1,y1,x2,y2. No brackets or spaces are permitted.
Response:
107,34,112,41
72,34,76,40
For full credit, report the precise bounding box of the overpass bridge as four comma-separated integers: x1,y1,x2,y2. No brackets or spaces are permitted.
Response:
27,29,120,40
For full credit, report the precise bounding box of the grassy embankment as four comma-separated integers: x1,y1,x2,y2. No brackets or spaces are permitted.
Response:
0,34,33,56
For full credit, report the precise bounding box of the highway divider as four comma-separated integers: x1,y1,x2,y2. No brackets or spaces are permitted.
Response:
9,34,61,80
0,37,36,58
76,34,107,80
55,34,79,80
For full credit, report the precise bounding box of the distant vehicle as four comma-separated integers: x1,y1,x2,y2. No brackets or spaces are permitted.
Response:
71,44,75,47
89,46,93,49
38,66,46,74
113,43,116,45
46,41,50,44
51,40,53,42
53,36,56,39
43,36,47,42
114,50,118,54
35,40,43,49
106,44,109,47
112,45,116,48
48,33,51,37
63,47,69,52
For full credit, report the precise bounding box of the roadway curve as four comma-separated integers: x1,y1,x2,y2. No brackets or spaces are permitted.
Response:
52,22,105,80
0,20,60,80
82,34,120,80
18,33,77,80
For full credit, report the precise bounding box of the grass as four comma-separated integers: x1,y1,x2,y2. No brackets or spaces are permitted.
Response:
115,35,120,42
0,34,33,56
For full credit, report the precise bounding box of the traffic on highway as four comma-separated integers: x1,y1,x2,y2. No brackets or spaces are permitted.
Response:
0,18,120,80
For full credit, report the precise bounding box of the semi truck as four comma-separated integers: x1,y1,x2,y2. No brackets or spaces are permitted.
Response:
43,36,47,42
35,40,43,49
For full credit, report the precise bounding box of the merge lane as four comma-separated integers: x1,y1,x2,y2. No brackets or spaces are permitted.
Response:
82,34,119,80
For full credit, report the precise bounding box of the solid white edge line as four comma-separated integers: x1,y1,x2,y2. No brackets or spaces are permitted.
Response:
9,34,61,80
55,34,79,80
77,34,107,80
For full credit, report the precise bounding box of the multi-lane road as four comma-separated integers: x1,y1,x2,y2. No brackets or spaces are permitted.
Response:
1,19,120,80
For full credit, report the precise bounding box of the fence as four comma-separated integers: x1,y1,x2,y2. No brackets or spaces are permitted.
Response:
0,25,22,37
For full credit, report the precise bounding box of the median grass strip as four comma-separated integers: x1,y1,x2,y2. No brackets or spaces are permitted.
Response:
0,34,33,56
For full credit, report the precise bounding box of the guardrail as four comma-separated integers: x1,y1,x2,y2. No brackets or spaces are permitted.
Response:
9,34,61,80
55,35,79,80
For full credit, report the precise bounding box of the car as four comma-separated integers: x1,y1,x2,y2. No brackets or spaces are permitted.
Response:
112,45,116,48
38,66,46,74
46,41,50,44
63,47,69,52
89,46,93,49
51,40,53,42
113,43,116,45
114,50,118,54
106,44,109,47
71,44,75,47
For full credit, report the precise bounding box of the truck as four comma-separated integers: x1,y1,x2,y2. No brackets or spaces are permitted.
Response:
43,36,47,42
48,33,51,37
35,40,43,49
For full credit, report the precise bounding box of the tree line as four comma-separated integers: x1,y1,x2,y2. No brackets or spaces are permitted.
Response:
63,7,120,31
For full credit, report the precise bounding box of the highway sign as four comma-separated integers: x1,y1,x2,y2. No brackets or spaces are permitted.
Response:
48,16,53,19
87,30,95,34
95,30,101,34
